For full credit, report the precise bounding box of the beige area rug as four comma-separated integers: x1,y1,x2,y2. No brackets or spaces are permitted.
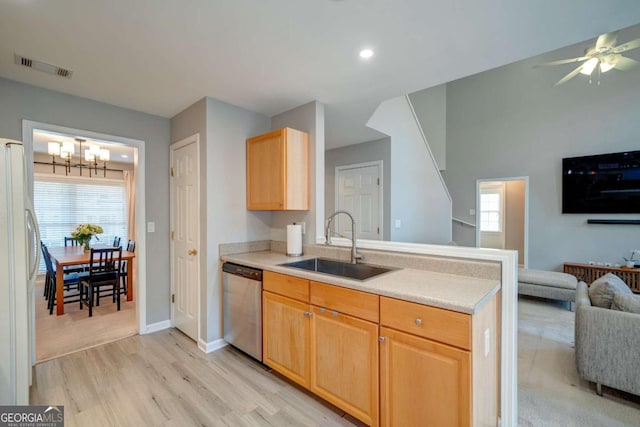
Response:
518,296,640,426
35,279,137,362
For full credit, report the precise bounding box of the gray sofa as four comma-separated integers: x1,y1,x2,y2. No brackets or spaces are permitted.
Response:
518,268,579,310
575,281,640,396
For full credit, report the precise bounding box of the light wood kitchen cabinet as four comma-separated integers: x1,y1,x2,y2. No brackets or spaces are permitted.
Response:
262,272,498,427
309,282,380,427
262,291,311,389
379,326,470,427
379,295,498,427
246,127,309,210
262,271,311,388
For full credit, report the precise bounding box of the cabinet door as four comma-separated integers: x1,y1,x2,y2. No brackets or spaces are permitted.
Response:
262,291,310,388
311,306,379,427
380,327,470,427
247,131,285,210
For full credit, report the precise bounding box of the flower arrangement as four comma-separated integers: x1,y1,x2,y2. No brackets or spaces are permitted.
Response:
71,223,103,251
624,249,639,268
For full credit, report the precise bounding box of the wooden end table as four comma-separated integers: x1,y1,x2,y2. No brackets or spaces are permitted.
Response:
563,262,639,294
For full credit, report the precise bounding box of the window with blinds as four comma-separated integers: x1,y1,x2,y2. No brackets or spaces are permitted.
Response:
34,174,128,273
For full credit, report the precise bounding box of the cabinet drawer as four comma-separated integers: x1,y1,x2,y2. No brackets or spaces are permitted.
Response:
380,297,470,350
310,281,379,323
264,271,309,302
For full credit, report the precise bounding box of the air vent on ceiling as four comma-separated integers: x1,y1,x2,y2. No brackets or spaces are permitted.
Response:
14,54,73,79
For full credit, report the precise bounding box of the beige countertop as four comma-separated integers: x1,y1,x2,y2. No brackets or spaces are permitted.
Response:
221,251,500,314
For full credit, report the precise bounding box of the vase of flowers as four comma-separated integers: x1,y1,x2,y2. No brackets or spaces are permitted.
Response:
624,249,638,268
71,223,104,252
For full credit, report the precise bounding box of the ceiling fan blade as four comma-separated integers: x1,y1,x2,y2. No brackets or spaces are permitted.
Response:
554,64,585,86
535,56,589,67
614,55,640,71
612,37,640,54
595,32,618,50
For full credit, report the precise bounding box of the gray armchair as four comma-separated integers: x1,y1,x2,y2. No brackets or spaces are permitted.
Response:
575,281,640,396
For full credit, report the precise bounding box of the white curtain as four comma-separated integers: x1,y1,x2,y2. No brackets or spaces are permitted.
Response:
123,170,136,242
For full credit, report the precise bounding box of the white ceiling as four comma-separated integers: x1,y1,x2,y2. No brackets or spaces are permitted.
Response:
1,1,640,149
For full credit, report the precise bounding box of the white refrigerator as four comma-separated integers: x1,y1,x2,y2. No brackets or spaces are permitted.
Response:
0,138,40,404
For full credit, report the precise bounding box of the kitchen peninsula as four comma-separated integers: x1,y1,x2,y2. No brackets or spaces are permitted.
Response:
221,243,501,427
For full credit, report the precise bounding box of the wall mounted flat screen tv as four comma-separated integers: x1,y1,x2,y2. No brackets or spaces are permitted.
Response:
562,150,640,214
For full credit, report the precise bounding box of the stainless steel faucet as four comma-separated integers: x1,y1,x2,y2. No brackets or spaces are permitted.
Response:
325,210,363,264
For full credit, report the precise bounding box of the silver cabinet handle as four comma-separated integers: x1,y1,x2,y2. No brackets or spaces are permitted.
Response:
378,336,386,342
320,307,326,313
332,310,338,317
415,318,423,326
303,311,313,317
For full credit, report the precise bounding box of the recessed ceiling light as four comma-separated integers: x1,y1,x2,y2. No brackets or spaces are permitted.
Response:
121,154,128,159
359,49,374,59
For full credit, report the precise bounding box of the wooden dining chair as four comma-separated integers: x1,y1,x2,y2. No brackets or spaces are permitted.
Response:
112,236,121,248
41,242,86,315
79,247,122,317
64,236,79,246
63,235,90,275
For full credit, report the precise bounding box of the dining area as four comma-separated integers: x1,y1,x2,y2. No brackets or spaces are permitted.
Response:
35,233,138,362
41,233,136,316
30,130,140,362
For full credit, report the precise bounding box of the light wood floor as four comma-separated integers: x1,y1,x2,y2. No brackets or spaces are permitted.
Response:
31,328,362,427
30,297,640,426
35,279,137,362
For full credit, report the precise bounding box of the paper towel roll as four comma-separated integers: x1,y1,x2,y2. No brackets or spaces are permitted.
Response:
287,224,303,256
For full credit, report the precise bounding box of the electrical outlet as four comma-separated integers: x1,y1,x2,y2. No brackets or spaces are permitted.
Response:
395,219,401,228
147,221,155,233
299,222,306,234
469,209,476,216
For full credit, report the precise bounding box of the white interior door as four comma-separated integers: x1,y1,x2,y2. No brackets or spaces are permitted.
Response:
335,162,382,240
170,135,200,341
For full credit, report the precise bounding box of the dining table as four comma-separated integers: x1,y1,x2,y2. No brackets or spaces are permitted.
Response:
47,245,136,315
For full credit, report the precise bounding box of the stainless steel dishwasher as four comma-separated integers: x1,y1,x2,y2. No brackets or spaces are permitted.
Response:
222,262,263,361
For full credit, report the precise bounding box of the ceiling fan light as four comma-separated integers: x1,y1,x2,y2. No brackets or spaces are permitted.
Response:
600,61,615,73
580,58,599,75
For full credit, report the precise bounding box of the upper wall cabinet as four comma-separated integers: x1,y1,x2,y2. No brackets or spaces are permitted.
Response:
246,127,309,210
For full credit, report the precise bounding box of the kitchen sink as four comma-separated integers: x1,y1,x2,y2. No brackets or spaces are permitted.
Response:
280,257,395,281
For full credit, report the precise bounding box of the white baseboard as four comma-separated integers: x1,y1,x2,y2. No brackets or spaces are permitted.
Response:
198,338,228,354
141,320,172,334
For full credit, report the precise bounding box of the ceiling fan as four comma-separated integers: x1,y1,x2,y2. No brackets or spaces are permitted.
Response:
537,31,640,86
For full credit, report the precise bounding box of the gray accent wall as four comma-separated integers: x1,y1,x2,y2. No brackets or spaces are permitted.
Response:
408,84,447,170
171,97,271,344
443,51,640,271
271,101,325,244
325,137,391,239
0,77,171,323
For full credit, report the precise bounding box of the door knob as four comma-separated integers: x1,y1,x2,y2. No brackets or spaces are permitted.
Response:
188,249,198,256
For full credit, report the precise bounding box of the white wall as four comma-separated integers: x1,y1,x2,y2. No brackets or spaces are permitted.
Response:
367,96,452,244
271,101,325,244
0,77,171,324
443,38,640,270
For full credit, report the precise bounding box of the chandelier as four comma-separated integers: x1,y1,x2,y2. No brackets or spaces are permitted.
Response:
47,138,110,177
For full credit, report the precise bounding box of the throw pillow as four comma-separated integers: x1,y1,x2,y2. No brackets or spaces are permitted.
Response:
612,292,640,314
588,273,633,309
